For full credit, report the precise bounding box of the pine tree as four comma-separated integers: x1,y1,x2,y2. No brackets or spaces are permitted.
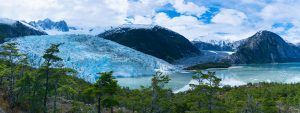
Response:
190,70,221,113
0,42,23,108
150,71,170,113
42,44,62,113
94,71,119,113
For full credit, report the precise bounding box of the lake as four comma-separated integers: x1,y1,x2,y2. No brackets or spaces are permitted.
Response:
116,62,300,92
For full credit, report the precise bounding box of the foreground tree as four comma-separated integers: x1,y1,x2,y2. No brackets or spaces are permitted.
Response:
150,71,171,113
190,70,222,113
0,42,23,108
42,44,62,113
94,71,119,113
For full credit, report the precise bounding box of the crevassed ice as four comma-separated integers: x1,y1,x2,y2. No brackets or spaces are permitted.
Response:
9,35,176,82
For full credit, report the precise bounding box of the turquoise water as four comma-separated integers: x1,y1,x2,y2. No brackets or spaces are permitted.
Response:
116,62,300,91
116,72,194,90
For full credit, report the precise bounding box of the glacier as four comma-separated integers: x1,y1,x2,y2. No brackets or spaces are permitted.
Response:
6,35,177,82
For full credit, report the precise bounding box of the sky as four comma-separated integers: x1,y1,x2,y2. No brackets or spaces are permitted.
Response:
1,0,300,43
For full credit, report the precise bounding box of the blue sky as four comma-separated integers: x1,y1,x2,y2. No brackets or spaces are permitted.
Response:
1,0,300,42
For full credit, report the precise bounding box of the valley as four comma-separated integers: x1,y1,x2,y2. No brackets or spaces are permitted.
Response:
3,18,300,89
2,16,300,112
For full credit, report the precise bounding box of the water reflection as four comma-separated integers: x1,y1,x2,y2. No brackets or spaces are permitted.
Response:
116,62,300,91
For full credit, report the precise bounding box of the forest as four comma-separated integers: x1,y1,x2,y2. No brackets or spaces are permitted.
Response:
1,42,300,113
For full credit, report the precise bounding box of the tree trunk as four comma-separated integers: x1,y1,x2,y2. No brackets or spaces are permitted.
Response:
43,63,50,113
132,105,135,113
0,77,3,86
209,78,213,113
30,85,37,113
98,97,101,113
53,78,58,113
8,55,15,109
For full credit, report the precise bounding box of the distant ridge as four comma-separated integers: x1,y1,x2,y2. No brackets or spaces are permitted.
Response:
229,30,300,64
29,18,70,32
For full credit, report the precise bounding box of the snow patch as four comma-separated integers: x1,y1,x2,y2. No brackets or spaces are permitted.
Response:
117,24,157,29
19,21,45,33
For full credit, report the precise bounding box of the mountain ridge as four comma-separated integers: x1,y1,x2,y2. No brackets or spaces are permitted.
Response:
0,18,47,43
98,24,201,63
229,30,300,64
29,18,70,32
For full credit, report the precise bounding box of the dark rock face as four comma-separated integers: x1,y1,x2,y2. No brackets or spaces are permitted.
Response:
29,18,69,32
230,30,300,64
98,25,200,63
0,21,47,43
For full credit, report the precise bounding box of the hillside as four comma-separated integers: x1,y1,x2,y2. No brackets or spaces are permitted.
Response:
98,25,200,63
0,18,47,43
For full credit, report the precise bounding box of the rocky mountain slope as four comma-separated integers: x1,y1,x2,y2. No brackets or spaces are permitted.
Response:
98,24,200,63
229,30,300,64
0,18,47,43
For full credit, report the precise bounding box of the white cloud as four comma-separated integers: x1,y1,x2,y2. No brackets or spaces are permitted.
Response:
153,12,253,41
127,0,170,17
0,0,129,27
257,1,300,43
212,9,247,26
131,16,153,24
172,0,207,17
1,0,300,43
154,12,205,40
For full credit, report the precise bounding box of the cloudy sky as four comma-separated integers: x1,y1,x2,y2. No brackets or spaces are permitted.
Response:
1,0,300,42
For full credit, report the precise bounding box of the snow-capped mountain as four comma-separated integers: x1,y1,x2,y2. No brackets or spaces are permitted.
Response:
29,18,71,32
0,18,47,43
5,35,176,82
98,24,201,63
192,39,246,51
229,30,300,64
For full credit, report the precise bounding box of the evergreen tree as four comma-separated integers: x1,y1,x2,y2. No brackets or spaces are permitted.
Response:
15,71,35,109
0,42,23,108
190,70,222,113
94,71,119,113
0,62,8,86
150,71,171,113
41,43,62,113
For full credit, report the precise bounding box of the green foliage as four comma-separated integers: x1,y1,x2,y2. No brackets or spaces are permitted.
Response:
185,62,231,70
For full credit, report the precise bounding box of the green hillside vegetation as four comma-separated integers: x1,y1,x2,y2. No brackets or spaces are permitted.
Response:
1,42,300,113
185,62,232,70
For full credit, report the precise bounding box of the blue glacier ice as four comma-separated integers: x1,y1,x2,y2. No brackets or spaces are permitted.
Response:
7,35,177,82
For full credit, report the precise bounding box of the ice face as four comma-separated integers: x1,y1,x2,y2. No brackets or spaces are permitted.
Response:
8,35,176,82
